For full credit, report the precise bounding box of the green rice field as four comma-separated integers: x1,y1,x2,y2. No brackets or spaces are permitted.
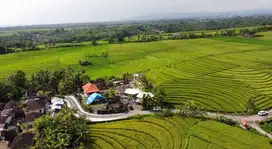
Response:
90,116,271,149
1,31,272,113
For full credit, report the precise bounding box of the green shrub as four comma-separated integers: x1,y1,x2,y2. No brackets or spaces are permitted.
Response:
215,116,237,126
79,60,92,66
155,109,173,117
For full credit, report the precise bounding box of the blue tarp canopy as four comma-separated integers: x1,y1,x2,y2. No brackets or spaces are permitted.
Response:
86,93,106,105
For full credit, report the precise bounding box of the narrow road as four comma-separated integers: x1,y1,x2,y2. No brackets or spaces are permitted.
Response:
64,96,153,122
248,123,272,139
65,96,272,139
207,110,272,123
171,109,272,123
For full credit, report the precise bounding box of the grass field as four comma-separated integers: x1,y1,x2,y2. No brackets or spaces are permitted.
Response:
90,115,271,149
1,31,272,113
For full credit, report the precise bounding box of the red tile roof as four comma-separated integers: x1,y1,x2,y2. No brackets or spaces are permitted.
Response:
82,83,100,94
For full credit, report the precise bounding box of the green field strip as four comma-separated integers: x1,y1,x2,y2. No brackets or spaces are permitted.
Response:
171,93,237,112
187,136,210,149
172,58,237,76
254,95,272,105
91,134,125,149
207,144,225,149
256,99,272,110
92,142,102,149
135,120,174,149
214,66,272,109
161,77,254,112
92,130,150,149
191,121,271,149
166,118,187,149
92,136,115,149
92,122,169,148
194,125,260,149
210,36,272,47
93,127,161,148
142,117,183,149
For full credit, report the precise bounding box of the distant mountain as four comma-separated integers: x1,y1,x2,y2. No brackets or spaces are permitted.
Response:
126,8,272,21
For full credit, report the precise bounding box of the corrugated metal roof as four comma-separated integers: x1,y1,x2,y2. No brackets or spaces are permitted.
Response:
124,88,141,95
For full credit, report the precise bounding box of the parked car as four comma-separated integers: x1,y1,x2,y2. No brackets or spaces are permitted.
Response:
153,107,161,111
258,111,268,116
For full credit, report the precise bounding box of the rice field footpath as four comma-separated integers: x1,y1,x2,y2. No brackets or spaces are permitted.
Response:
90,115,272,149
1,31,272,113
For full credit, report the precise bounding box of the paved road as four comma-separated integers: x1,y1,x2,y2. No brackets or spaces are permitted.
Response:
207,109,272,123
65,96,272,139
65,95,272,123
64,96,153,122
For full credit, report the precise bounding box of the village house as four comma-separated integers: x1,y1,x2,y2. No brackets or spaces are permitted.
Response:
50,97,65,112
24,112,43,126
10,132,35,149
0,116,12,140
26,98,47,114
0,100,25,142
82,83,100,96
124,88,141,100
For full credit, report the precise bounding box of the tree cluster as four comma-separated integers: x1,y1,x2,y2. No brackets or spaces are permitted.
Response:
32,108,91,149
215,116,237,126
1,15,272,54
142,87,166,110
0,46,14,54
166,26,272,40
177,100,207,117
139,75,153,91
0,67,90,103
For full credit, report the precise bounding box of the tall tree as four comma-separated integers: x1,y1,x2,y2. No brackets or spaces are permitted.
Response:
0,81,13,102
142,94,153,110
7,70,27,100
8,70,27,89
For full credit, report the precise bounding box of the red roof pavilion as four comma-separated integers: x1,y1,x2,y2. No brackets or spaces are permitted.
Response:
82,83,100,94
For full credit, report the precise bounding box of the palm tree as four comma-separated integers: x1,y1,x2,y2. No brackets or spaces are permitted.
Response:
153,87,166,108
107,88,118,98
142,94,153,110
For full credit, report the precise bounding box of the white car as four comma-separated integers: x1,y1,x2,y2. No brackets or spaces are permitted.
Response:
258,111,268,116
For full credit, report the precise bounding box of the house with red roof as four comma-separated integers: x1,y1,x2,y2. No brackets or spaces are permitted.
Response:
82,83,100,96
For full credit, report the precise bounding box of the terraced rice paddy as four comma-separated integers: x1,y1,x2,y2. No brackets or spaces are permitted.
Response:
1,31,272,113
90,116,271,149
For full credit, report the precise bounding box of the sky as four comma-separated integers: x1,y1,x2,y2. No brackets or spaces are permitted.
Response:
0,0,272,26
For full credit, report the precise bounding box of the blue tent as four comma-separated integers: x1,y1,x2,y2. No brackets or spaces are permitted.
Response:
86,93,106,105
